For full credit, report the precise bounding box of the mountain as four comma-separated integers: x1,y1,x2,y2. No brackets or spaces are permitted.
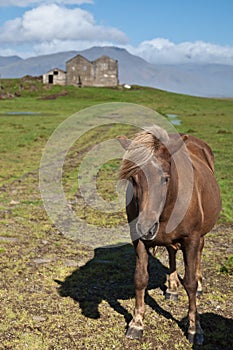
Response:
0,46,233,97
0,55,22,68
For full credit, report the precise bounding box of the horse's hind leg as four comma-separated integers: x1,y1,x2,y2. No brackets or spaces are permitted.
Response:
165,246,180,301
182,237,204,345
196,237,204,297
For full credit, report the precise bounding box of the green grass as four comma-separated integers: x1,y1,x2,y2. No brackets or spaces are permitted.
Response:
220,255,233,275
0,78,232,349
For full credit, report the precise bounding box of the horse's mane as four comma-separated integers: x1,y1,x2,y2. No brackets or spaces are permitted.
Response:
119,126,169,179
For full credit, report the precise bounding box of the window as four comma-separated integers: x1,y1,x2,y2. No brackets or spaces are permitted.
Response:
101,63,108,70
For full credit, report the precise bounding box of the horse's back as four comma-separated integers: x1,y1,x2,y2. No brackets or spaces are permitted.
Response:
185,135,222,234
185,135,215,172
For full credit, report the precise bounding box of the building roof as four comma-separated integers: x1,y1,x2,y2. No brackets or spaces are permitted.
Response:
93,55,117,63
66,54,92,65
66,54,117,65
44,68,66,75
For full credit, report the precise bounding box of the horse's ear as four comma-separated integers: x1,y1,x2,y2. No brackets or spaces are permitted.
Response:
169,134,188,155
159,134,188,159
116,136,131,150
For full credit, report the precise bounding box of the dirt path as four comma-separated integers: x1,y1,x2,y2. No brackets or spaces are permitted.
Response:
0,171,232,349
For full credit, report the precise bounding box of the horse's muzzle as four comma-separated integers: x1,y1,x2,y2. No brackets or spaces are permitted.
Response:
137,222,159,241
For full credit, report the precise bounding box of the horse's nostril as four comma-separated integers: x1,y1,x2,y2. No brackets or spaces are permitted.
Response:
148,222,159,238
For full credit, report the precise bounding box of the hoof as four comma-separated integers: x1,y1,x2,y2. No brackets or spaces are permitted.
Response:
165,291,178,301
196,290,202,298
188,332,204,346
126,326,143,340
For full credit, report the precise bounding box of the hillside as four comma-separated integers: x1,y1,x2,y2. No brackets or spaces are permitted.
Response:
1,46,233,97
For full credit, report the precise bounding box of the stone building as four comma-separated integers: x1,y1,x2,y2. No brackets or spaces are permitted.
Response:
43,54,118,87
66,54,119,87
43,68,66,86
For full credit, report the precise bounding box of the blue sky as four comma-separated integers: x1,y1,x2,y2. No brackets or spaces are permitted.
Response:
87,0,233,46
0,0,233,65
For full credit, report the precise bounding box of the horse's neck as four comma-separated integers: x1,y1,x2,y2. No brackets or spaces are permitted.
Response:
163,151,193,219
161,160,179,221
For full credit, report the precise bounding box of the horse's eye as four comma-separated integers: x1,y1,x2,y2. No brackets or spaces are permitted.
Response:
130,177,136,186
161,176,169,185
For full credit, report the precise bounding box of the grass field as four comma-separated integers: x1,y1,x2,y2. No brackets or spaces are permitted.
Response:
0,78,232,349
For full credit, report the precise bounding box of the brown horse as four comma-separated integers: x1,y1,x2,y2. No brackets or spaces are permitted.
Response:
117,125,221,345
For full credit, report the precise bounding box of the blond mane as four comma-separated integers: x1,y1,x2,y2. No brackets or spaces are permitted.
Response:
119,126,169,179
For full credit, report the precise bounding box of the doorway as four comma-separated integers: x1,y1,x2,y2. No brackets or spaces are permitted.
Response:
48,75,53,84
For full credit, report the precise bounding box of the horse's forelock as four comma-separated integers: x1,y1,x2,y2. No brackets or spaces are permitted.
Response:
119,126,167,179
143,125,169,145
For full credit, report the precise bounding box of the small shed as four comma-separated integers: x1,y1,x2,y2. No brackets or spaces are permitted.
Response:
43,68,66,86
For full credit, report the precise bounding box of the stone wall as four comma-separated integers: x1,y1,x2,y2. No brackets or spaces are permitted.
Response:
66,55,94,87
93,56,118,87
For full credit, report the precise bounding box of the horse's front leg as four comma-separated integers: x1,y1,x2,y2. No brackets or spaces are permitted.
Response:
126,239,148,340
182,237,204,346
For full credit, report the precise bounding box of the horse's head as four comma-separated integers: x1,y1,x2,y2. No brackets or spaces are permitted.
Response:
118,126,187,241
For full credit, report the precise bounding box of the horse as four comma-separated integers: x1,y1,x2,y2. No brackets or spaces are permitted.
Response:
117,125,222,345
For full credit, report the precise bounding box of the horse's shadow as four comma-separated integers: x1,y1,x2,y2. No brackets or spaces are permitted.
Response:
56,244,168,324
56,244,233,349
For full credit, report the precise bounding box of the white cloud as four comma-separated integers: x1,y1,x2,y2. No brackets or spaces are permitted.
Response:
0,4,127,49
0,0,93,6
129,38,233,65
